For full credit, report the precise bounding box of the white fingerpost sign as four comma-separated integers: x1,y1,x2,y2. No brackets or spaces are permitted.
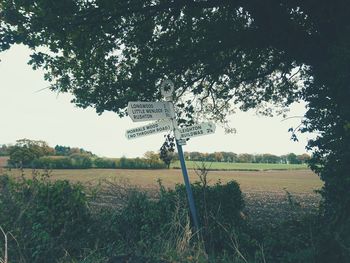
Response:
127,101,171,122
125,120,172,140
177,122,216,140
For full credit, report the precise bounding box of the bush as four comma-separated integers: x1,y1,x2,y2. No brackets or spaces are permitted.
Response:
33,156,72,169
70,153,93,169
93,157,116,168
116,156,166,169
31,154,93,169
97,176,246,259
155,180,247,255
32,156,165,170
260,215,319,263
1,170,333,263
7,139,54,167
0,173,91,262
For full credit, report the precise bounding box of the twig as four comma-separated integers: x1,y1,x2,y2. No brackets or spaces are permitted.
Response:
259,243,266,263
280,115,304,122
0,226,8,263
214,220,248,263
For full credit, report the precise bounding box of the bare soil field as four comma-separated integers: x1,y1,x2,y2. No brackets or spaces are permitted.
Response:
3,168,321,194
3,168,322,224
0,156,8,167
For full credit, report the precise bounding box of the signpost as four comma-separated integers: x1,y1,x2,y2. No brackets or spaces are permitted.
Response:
125,80,216,232
176,122,216,140
127,101,171,122
125,120,172,140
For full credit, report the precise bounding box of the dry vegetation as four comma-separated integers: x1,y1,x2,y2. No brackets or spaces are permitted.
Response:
0,157,8,168
4,168,322,224
0,167,325,262
4,168,321,194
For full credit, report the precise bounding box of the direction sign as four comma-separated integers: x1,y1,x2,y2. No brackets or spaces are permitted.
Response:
177,138,187,146
125,120,172,140
127,101,171,122
177,122,216,140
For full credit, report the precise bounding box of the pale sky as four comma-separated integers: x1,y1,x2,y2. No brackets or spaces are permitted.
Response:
0,45,313,158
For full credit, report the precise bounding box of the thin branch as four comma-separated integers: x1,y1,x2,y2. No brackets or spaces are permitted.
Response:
0,226,7,263
281,116,305,122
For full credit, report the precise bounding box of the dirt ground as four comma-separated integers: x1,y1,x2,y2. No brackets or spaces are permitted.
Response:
3,168,323,223
3,168,321,194
0,157,8,167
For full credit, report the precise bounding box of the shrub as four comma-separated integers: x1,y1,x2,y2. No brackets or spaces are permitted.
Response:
116,156,166,169
0,173,91,262
32,154,93,169
260,215,319,263
156,180,246,255
98,176,246,258
93,157,116,168
33,156,72,169
70,153,93,169
1,170,330,262
8,139,54,167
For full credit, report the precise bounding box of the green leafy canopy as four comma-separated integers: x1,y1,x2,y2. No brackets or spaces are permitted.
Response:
1,0,311,118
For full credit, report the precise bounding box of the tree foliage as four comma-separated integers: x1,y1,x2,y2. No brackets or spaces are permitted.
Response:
54,145,94,156
0,0,309,119
159,133,176,168
0,144,10,156
8,139,54,167
184,151,310,164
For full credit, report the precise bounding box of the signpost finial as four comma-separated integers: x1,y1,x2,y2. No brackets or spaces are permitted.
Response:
160,79,174,100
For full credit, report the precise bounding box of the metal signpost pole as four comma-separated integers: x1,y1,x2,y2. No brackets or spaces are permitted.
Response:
175,138,200,231
161,80,200,232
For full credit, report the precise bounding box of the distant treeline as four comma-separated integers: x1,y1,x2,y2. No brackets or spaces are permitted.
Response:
183,151,310,164
32,156,166,169
1,139,310,169
1,139,166,169
0,141,93,157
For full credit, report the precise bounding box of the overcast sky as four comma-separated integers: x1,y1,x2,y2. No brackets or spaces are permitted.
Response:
0,45,313,157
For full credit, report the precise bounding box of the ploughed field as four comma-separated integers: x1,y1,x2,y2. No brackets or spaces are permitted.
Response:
3,168,322,224
171,161,309,171
2,168,319,192
0,156,8,167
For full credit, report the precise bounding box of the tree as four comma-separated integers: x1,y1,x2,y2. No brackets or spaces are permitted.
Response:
189,151,203,161
237,153,254,163
221,152,238,163
54,145,71,156
8,139,54,167
207,153,217,162
0,144,9,156
70,153,92,169
1,2,350,259
261,153,280,164
0,0,306,119
286,153,300,164
144,151,161,168
213,152,223,162
159,134,176,169
297,153,311,164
